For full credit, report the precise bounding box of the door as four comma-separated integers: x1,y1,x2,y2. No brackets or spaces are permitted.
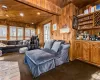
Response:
82,42,90,61
75,41,82,59
44,23,51,42
91,43,100,65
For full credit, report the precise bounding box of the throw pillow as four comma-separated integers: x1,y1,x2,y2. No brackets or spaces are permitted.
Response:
51,41,61,52
44,40,55,49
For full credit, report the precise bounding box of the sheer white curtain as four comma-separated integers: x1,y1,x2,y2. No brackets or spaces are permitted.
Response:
44,23,51,42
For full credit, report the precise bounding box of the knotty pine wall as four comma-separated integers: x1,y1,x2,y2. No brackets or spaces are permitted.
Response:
36,3,78,60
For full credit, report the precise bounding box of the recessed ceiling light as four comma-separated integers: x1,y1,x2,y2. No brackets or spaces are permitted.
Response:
2,5,7,9
6,14,9,17
37,12,40,15
20,13,24,17
32,23,34,24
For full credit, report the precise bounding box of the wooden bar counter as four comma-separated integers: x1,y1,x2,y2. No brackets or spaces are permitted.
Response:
74,40,100,67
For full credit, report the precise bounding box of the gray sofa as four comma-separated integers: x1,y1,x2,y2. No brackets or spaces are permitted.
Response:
25,40,70,77
0,40,29,54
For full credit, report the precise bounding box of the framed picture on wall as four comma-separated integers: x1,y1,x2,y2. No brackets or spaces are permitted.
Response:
53,24,57,31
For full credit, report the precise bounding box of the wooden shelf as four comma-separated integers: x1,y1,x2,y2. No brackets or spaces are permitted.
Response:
78,19,93,23
78,27,93,30
79,22,93,26
78,26,100,30
93,26,100,29
78,13,93,19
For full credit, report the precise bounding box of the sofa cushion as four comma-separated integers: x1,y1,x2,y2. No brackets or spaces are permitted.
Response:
44,40,55,49
26,49,55,64
7,41,16,45
51,41,61,52
61,44,70,50
3,45,16,49
42,48,57,56
18,41,23,45
23,40,28,45
15,45,27,48
16,40,21,45
57,40,65,44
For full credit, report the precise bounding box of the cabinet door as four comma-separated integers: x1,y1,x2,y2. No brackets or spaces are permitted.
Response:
82,42,90,61
75,41,82,59
91,43,100,65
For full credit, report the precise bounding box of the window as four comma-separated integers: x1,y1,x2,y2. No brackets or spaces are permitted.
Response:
17,27,23,40
31,29,35,36
0,25,7,40
25,28,31,40
10,26,16,40
44,23,51,42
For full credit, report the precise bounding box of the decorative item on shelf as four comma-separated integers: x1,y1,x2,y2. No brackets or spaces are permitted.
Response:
60,24,70,33
97,32,100,40
91,6,95,13
90,35,97,41
76,31,91,40
84,9,89,14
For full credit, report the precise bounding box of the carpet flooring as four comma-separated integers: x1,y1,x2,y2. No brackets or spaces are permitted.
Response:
0,53,100,80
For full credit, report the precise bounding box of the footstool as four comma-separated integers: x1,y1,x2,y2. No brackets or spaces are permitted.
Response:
19,47,28,53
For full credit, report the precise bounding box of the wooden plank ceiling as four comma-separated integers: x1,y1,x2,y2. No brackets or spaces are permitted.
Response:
48,0,99,8
0,0,53,24
0,0,99,24
16,0,62,15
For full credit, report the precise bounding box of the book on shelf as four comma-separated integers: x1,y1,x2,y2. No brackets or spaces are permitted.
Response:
96,4,100,11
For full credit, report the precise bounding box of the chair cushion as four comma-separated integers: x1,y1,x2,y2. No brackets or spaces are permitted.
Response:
51,41,61,52
44,40,55,49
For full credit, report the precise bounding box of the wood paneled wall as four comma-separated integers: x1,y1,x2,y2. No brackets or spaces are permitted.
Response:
0,20,35,27
36,3,78,60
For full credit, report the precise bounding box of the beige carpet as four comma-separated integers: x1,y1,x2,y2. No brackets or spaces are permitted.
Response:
0,61,20,80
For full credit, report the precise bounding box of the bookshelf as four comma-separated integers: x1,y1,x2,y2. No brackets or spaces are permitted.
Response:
78,10,100,30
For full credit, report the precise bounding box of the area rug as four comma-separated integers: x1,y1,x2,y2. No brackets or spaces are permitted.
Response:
0,61,20,80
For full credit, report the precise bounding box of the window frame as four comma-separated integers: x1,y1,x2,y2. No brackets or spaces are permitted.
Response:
0,25,7,40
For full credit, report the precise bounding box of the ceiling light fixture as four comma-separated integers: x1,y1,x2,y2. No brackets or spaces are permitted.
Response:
37,12,40,15
32,23,34,24
20,13,24,17
2,5,7,9
6,14,9,17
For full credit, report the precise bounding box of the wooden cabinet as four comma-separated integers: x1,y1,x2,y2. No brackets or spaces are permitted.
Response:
74,40,100,66
82,42,90,61
75,41,82,59
91,43,100,65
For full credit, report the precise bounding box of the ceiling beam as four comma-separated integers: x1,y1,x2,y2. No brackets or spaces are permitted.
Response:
16,0,62,15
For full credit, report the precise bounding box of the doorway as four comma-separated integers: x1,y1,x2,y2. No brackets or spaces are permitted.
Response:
44,23,51,42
